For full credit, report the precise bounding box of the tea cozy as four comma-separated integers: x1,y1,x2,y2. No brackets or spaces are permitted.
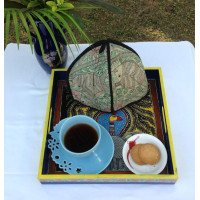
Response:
67,39,148,112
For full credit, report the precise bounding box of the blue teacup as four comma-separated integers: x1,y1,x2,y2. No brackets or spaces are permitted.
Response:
59,115,101,157
48,115,114,174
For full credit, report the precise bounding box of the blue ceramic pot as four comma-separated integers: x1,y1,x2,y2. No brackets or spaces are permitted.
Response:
33,21,67,74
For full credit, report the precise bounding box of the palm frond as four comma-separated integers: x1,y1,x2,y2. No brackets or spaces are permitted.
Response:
68,10,85,29
12,10,20,49
45,9,79,50
18,10,33,53
31,11,62,60
5,0,122,57
5,11,11,46
38,10,75,57
20,0,30,6
25,12,45,58
27,1,42,9
58,11,90,43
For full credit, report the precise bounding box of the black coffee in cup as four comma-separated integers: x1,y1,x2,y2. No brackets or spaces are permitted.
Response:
64,124,98,153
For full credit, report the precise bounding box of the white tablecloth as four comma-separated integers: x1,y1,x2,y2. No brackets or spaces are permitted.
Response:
5,42,195,200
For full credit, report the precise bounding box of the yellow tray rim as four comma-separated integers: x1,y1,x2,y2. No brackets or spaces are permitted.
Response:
37,67,178,181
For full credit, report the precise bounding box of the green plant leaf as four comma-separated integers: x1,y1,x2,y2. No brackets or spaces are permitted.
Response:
60,3,74,10
18,11,33,53
45,9,79,50
5,11,11,46
12,10,20,49
57,0,64,5
25,12,45,58
46,1,57,7
38,10,74,57
59,11,90,43
52,6,58,12
27,1,42,9
68,10,85,29
56,8,69,11
21,0,29,6
31,11,62,60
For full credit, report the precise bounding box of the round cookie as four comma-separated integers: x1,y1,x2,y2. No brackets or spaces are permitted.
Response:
130,144,144,165
139,143,160,165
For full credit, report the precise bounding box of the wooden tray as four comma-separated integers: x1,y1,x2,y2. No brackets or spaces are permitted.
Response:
38,67,178,183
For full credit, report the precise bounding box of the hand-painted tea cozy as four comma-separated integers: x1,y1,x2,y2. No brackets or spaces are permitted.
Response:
67,39,148,112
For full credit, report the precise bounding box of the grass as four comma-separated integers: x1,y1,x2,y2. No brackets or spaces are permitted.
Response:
6,0,195,45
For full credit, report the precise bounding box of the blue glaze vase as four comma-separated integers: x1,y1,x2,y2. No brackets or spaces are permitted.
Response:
33,21,67,74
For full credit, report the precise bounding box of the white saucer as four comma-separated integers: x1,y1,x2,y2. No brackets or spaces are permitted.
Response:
122,133,168,174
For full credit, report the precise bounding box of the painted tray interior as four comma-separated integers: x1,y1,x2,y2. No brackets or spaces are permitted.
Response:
41,69,174,176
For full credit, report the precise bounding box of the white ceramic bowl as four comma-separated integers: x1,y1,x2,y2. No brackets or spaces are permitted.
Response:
122,133,168,174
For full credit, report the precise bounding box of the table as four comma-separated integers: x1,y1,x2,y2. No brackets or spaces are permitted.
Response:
5,42,195,200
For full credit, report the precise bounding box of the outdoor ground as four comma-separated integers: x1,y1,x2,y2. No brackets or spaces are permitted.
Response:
7,0,195,45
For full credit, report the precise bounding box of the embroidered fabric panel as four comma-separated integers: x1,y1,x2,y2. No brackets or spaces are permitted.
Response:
69,46,111,112
110,44,148,111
